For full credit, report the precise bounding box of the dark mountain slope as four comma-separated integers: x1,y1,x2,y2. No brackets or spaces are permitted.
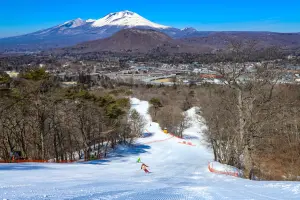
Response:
63,29,210,54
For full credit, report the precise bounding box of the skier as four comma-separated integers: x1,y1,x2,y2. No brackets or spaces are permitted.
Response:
141,163,150,173
137,157,141,163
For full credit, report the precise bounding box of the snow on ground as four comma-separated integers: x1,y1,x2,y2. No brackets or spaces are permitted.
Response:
182,107,207,141
1,98,300,199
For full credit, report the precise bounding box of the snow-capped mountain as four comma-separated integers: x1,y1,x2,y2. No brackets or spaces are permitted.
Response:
86,19,96,23
0,10,202,52
92,10,169,29
61,18,87,28
181,27,197,33
30,18,89,36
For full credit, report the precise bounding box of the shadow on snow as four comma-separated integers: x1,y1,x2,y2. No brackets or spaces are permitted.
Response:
142,132,154,138
82,144,151,165
183,135,199,140
0,163,50,171
109,144,151,159
80,159,111,165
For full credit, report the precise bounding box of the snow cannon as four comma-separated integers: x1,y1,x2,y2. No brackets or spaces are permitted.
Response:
163,128,168,134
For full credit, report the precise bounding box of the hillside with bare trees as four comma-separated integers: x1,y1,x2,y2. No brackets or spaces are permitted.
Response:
127,42,300,180
0,69,146,162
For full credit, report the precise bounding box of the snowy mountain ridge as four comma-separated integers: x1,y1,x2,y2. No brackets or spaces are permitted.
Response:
0,10,205,52
54,10,170,29
60,18,87,28
91,10,170,29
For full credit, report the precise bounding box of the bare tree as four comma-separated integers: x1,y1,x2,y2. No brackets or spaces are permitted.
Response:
129,109,147,139
205,41,282,176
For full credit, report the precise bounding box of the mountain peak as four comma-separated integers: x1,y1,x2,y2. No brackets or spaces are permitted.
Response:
182,27,197,32
73,28,175,54
119,10,135,15
91,10,169,29
61,18,86,28
86,19,96,23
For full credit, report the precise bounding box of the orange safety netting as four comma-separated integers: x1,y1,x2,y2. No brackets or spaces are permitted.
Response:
143,135,174,144
178,141,196,146
0,159,76,163
208,162,239,177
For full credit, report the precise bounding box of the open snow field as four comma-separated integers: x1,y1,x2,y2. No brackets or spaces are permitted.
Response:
1,98,300,200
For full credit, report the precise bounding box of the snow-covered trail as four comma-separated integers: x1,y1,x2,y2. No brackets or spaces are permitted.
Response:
1,98,300,200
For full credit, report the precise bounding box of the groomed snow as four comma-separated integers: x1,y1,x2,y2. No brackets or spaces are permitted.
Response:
91,10,170,29
1,98,300,199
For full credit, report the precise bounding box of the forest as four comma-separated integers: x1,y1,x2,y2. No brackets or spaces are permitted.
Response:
0,68,146,162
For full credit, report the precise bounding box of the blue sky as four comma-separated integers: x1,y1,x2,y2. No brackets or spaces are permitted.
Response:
1,0,300,38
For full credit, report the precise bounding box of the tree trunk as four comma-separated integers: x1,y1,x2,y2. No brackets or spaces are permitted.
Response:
41,131,45,160
69,133,73,160
237,88,245,143
236,88,252,175
84,142,90,161
211,139,218,161
54,133,59,162
104,140,109,158
19,125,28,159
243,145,252,178
57,132,64,161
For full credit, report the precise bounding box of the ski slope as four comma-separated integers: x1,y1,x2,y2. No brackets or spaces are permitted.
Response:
1,98,300,200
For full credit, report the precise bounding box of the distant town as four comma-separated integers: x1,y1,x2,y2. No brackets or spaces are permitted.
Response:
2,55,300,89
